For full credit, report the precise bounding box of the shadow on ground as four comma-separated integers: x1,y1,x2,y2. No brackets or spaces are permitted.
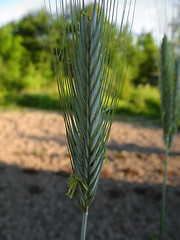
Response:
0,162,179,240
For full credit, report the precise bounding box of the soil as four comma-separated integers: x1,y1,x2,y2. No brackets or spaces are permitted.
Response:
0,110,179,240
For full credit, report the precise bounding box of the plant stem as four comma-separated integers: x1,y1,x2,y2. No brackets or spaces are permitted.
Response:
159,137,169,240
81,207,88,240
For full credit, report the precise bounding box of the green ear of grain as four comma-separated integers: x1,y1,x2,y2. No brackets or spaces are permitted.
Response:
169,58,180,147
158,34,180,240
159,35,173,144
46,1,136,239
159,35,180,148
71,6,110,213
46,0,136,214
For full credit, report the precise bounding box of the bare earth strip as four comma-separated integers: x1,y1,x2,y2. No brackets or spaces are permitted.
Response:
0,110,179,240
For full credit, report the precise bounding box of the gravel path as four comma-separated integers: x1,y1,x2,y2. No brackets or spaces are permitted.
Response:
0,110,179,240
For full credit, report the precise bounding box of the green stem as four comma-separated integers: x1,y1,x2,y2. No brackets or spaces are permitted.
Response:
81,207,88,240
159,137,169,240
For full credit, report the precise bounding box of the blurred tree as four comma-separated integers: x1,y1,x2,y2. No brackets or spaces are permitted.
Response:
14,9,50,62
0,23,25,92
0,6,159,109
133,32,158,86
14,9,54,88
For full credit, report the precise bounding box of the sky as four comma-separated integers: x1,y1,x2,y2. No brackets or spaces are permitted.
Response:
0,0,160,34
0,0,44,25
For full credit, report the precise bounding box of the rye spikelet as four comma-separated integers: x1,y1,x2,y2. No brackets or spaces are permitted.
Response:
45,0,136,239
46,0,136,213
170,57,180,146
158,34,179,240
159,35,174,147
159,35,180,148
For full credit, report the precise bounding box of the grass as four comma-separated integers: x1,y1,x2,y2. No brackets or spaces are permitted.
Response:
117,85,161,119
1,84,179,129
0,89,60,111
0,85,161,117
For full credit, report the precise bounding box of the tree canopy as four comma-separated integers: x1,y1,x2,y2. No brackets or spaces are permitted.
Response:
0,8,158,99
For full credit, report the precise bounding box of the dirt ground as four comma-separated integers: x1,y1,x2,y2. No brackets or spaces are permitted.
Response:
0,110,179,240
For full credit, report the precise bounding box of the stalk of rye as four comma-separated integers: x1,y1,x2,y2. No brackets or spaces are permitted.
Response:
159,35,180,240
45,0,136,239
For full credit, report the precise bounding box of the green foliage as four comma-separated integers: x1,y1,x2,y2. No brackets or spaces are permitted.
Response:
14,9,50,62
0,9,55,101
15,9,54,88
16,92,60,110
133,33,158,86
117,84,161,119
0,23,25,93
0,6,175,127
0,8,156,94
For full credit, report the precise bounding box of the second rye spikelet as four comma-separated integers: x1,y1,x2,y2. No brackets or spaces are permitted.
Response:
159,35,180,148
